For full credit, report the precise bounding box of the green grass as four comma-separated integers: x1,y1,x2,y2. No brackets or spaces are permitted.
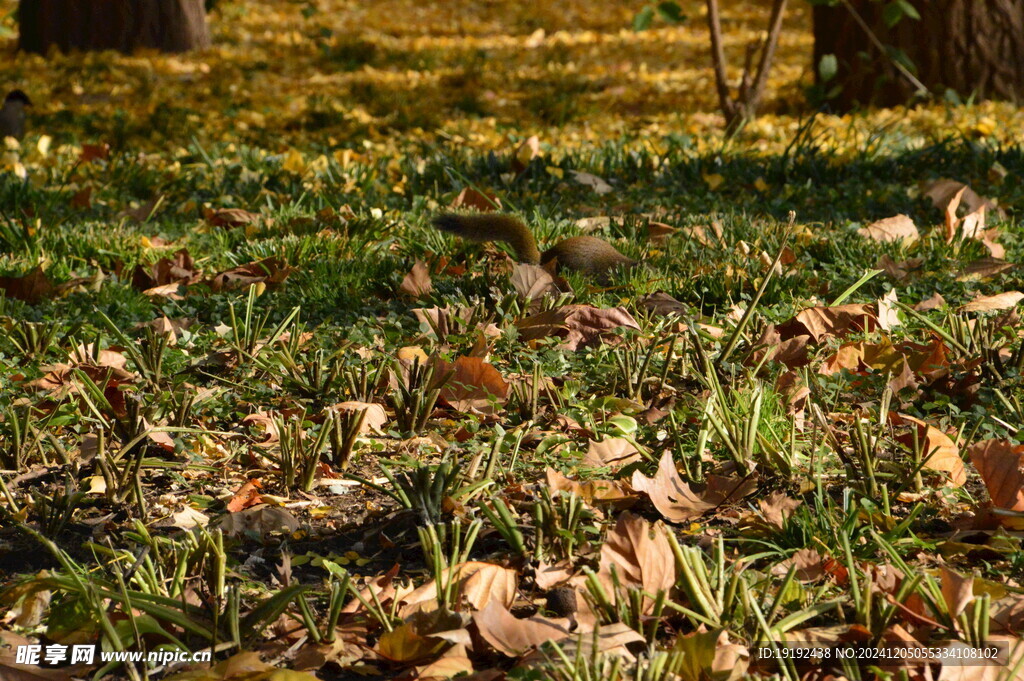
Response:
2,129,1024,679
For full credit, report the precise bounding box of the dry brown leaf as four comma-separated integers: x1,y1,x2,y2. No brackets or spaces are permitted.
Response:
940,566,974,619
777,304,878,343
377,609,463,663
915,293,947,311
72,187,93,210
960,258,1015,280
143,283,185,300
437,356,508,414
535,560,576,590
243,411,284,444
416,648,475,681
134,316,192,345
399,261,433,299
858,215,918,243
877,254,924,282
208,257,292,292
758,492,802,530
0,266,55,304
400,561,516,618
329,401,388,434
770,548,826,582
630,452,755,522
511,263,560,301
226,479,264,513
890,413,965,487
968,439,1024,515
132,248,200,291
960,291,1024,313
472,600,570,657
630,452,716,522
598,512,675,611
670,629,749,681
516,305,639,351
205,207,260,228
511,135,540,174
924,178,995,216
80,143,110,162
584,438,641,470
545,469,636,507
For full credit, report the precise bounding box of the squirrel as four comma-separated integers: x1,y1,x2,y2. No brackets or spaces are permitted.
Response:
432,213,635,276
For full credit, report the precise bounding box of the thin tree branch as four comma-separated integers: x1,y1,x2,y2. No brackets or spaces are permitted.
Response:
746,0,788,114
705,0,737,124
839,0,929,96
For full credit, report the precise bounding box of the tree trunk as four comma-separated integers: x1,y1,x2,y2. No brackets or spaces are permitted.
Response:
814,0,1024,109
18,0,210,55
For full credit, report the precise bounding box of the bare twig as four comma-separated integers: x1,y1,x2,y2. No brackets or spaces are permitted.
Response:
705,0,737,124
705,0,788,131
747,0,788,114
839,0,929,96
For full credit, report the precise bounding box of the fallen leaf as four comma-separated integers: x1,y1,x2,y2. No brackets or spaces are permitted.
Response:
961,291,1024,313
0,266,55,304
206,207,260,228
208,257,292,292
758,492,802,530
329,402,388,434
890,413,965,487
598,512,675,611
960,258,1015,280
377,609,462,663
940,566,974,619
915,293,946,311
570,170,613,195
511,135,540,174
437,356,508,414
472,600,570,657
858,215,918,243
630,452,755,522
584,438,641,469
969,440,1024,515
777,304,878,343
516,305,640,351
450,187,502,211
400,561,516,618
399,261,432,299
226,479,264,513
771,548,826,582
511,263,559,301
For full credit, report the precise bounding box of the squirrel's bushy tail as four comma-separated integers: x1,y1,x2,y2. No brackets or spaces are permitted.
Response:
430,213,542,264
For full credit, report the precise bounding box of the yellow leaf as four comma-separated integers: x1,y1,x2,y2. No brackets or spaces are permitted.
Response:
754,177,769,192
282,149,307,175
703,173,724,190
37,135,52,156
546,165,564,179
974,117,996,136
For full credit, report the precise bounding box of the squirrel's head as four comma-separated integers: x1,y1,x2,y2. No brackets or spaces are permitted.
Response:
5,90,32,107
